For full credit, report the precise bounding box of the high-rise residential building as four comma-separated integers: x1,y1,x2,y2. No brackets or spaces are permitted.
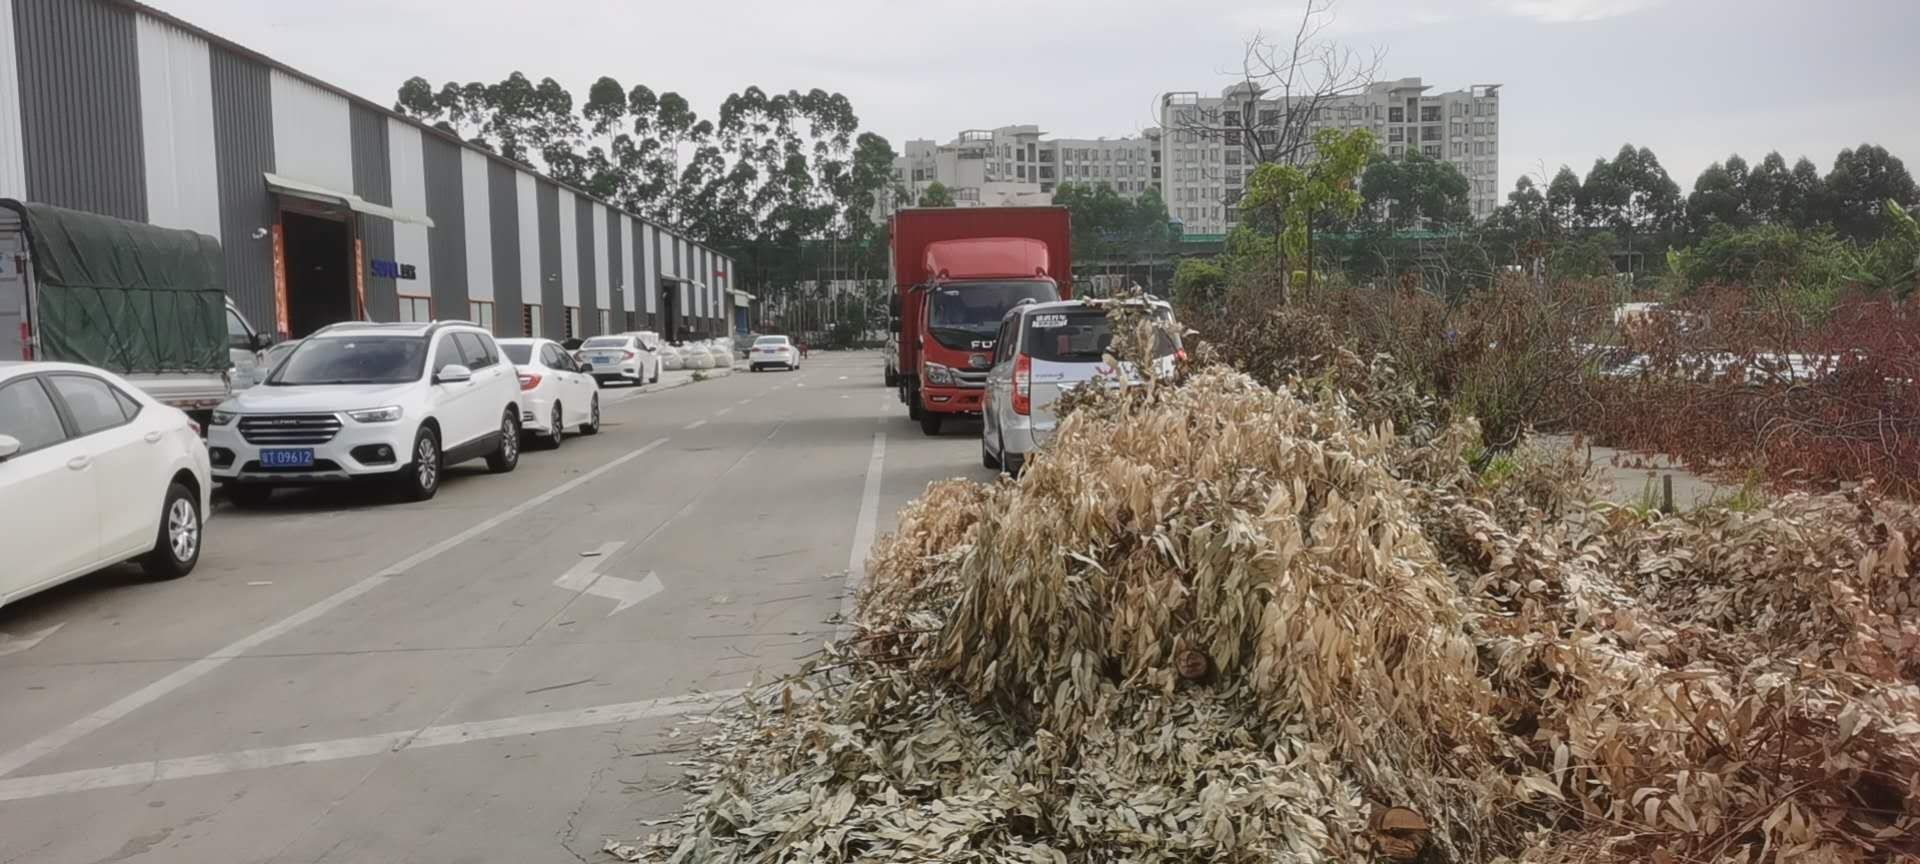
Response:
1157,77,1502,236
888,126,1163,214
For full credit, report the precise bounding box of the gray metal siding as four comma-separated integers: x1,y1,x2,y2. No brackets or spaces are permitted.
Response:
209,46,276,330
536,182,563,340
15,0,145,220
349,103,396,322
421,134,466,322
574,197,598,336
487,161,522,336
607,213,624,331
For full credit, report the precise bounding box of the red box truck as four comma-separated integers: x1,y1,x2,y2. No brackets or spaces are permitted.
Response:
889,207,1072,435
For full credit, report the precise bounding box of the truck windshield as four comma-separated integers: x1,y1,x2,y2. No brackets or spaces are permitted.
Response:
1024,308,1180,363
270,337,429,385
928,281,1058,350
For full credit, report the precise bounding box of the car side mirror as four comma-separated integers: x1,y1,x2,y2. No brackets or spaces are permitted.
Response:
0,434,19,462
435,364,473,384
252,332,276,351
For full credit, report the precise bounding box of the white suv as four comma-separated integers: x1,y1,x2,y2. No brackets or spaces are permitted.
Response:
207,321,523,504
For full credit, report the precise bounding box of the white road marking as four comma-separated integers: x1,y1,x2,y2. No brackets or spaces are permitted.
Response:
714,407,731,416
736,398,751,406
0,689,742,802
682,419,706,431
552,542,666,616
838,432,887,638
0,623,65,658
0,438,670,780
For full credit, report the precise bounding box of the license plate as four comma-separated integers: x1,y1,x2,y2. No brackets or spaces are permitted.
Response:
260,448,314,468
594,355,615,364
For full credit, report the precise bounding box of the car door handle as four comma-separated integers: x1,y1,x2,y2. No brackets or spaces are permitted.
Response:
144,431,163,443
66,456,92,471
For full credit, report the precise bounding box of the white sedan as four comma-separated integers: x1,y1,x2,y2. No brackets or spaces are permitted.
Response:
748,335,801,371
499,338,601,449
0,361,211,609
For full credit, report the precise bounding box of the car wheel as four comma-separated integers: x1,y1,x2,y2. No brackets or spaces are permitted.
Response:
396,425,442,502
919,411,943,436
651,366,660,384
580,394,601,436
486,409,521,473
140,482,202,579
225,484,274,508
982,436,1001,470
544,404,565,449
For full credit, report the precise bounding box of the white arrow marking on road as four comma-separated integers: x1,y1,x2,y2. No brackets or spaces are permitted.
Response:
0,623,64,658
554,542,664,616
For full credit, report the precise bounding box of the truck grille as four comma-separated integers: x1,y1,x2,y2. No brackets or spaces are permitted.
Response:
238,414,342,445
953,370,988,388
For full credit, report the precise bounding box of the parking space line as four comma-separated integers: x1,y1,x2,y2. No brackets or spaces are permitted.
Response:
0,437,670,780
682,419,706,431
0,688,741,802
714,407,731,417
736,398,751,406
837,432,887,638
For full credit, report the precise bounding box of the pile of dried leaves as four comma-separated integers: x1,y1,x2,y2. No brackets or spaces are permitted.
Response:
611,355,1920,863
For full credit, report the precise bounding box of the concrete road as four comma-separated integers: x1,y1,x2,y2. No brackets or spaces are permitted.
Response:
0,352,996,864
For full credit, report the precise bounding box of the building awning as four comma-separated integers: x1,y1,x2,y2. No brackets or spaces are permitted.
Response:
264,173,436,228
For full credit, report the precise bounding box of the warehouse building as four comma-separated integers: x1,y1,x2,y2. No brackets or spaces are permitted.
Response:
0,0,734,342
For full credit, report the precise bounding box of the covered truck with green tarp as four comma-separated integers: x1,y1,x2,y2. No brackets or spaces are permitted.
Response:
1,199,245,415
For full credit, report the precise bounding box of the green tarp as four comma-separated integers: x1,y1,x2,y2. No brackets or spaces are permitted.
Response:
2,200,226,374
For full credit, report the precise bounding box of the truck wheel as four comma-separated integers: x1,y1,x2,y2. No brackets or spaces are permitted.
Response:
885,367,899,388
907,387,923,421
919,411,943,436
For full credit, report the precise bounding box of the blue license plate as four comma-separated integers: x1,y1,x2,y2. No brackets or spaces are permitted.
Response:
260,448,314,468
594,355,616,364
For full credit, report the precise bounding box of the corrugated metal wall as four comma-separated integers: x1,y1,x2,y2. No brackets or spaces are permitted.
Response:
268,69,351,192
557,189,581,336
576,197,599,336
209,46,275,329
488,161,523,337
15,0,145,220
459,149,493,307
350,103,396,322
514,172,540,336
385,118,432,308
616,214,633,324
135,16,220,238
0,0,25,199
641,223,659,319
421,133,467,322
592,203,612,333
535,181,563,340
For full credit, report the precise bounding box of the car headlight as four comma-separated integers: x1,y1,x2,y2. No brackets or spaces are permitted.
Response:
210,409,237,426
347,406,403,423
924,363,955,386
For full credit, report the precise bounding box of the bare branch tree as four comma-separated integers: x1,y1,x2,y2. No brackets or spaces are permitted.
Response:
1162,0,1384,205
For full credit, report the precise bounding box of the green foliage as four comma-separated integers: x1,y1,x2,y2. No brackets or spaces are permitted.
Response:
1171,258,1227,311
1669,224,1854,300
1360,152,1471,228
1055,182,1176,265
1549,233,1618,282
1825,143,1919,241
917,182,955,208
1240,128,1375,290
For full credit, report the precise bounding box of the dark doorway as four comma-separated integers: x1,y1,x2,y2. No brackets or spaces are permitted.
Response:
660,281,679,342
282,211,353,337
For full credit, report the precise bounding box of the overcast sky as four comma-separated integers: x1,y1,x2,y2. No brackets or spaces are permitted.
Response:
147,0,1918,196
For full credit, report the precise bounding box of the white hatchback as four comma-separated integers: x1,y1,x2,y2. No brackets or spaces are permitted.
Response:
0,361,212,609
207,321,523,505
499,337,601,449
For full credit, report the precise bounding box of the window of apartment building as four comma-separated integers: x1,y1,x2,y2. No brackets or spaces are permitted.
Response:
1388,145,1403,157
1102,149,1111,160
1039,149,1054,163
1103,165,1111,177
1258,130,1276,146
1079,165,1090,177
1452,142,1464,156
1003,145,1012,158
1474,142,1486,156
1420,105,1441,122
1225,149,1241,166
398,294,431,323
1452,102,1467,117
1258,109,1279,126
469,300,494,332
1222,110,1240,127
1039,166,1054,179
912,168,925,182
1422,145,1441,158
1151,149,1161,163
522,304,542,337
1388,127,1404,143
1421,126,1441,142
1017,165,1026,179
1152,166,1161,179
1027,143,1037,162
1388,106,1404,123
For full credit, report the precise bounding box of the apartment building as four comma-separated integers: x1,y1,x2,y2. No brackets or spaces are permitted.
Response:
1158,77,1502,236
890,125,1164,212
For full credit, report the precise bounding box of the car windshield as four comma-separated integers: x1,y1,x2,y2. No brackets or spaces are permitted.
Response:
500,344,534,365
929,281,1059,349
1024,308,1179,363
269,336,429,385
582,337,629,349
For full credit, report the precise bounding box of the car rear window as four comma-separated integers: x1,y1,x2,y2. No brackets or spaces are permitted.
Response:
582,337,629,349
1023,309,1179,363
500,344,534,365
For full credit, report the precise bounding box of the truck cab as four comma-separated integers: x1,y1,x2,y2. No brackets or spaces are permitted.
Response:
889,208,1072,436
